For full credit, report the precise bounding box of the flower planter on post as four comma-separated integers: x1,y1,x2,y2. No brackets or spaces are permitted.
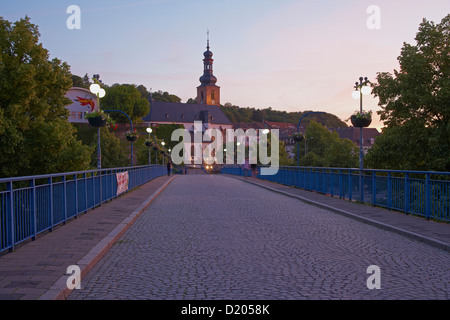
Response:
351,115,372,128
124,129,138,142
88,116,107,127
145,140,153,147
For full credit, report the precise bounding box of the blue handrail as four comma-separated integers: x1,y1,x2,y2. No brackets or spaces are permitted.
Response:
0,165,166,253
222,165,450,223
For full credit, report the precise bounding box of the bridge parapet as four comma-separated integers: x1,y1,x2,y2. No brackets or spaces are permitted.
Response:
221,165,450,223
0,165,166,253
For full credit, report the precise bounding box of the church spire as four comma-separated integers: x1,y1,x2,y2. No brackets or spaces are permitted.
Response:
199,31,216,85
197,31,220,106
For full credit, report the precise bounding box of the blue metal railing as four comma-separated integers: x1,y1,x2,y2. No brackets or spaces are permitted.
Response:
0,165,166,253
222,165,450,223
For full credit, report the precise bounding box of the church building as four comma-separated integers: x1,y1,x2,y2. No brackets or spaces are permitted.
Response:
142,37,232,164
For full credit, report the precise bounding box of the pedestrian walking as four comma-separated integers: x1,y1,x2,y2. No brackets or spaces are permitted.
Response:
251,162,257,178
243,158,250,179
167,160,172,176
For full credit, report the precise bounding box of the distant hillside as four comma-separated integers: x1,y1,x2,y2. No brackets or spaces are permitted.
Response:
220,104,348,128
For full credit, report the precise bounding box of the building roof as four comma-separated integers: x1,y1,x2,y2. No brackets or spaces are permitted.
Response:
332,127,380,147
264,121,297,130
232,122,267,130
142,101,232,125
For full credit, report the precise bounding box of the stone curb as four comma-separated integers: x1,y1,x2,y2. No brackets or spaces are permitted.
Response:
228,176,450,253
38,175,177,300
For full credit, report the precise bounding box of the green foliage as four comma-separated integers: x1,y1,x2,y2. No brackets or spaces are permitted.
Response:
152,90,181,103
220,104,347,128
152,124,185,151
0,17,92,177
90,127,129,169
101,84,150,123
370,14,450,171
294,121,358,168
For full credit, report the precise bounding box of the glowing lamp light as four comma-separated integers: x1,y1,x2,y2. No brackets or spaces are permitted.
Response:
89,83,100,94
146,128,152,133
262,129,270,134
161,141,166,146
361,85,372,95
352,90,360,100
98,88,106,98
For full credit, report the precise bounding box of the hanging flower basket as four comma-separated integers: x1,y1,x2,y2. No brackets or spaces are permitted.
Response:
87,116,106,127
124,129,138,142
152,146,159,151
290,132,304,142
85,110,115,128
144,140,152,147
350,110,372,128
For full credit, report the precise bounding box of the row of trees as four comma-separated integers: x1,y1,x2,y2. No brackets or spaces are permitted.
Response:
220,104,348,128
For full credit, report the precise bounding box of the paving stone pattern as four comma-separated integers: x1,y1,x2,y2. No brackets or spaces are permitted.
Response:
68,175,450,300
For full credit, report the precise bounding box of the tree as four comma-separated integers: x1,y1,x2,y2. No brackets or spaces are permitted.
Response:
294,121,358,168
71,74,86,88
101,84,150,123
136,84,150,100
152,90,181,103
82,73,91,88
0,17,92,177
90,127,128,169
152,124,185,151
369,14,450,171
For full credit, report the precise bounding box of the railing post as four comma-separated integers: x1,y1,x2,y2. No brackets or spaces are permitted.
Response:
74,174,78,217
31,179,36,240
404,173,410,215
99,170,103,206
49,177,53,232
322,169,326,194
371,171,376,206
387,172,392,210
360,170,364,203
63,175,67,223
330,169,334,197
84,173,88,213
6,182,14,251
426,173,431,220
348,170,352,201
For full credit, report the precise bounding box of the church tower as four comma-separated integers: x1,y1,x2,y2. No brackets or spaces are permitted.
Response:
197,33,220,106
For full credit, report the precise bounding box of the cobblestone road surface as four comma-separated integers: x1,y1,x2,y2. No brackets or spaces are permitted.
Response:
68,175,450,300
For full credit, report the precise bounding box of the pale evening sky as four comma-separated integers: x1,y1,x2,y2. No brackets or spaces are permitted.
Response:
1,0,449,130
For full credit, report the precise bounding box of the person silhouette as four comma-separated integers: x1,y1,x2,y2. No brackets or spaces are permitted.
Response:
167,159,172,176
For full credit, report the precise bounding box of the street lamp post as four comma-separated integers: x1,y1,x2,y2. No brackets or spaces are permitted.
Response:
352,77,371,172
89,78,106,170
145,127,158,164
296,111,325,166
352,76,371,202
161,141,166,165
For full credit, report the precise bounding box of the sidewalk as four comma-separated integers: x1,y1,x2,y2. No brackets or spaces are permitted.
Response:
0,175,176,300
226,175,450,252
